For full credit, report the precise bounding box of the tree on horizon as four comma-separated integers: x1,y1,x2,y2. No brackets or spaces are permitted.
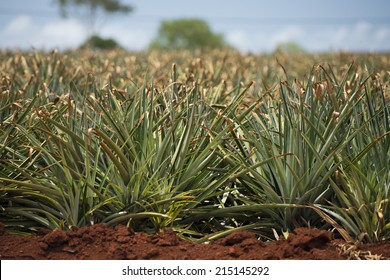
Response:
53,0,133,38
150,19,228,50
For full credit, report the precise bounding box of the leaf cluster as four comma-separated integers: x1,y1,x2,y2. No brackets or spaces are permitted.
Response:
0,49,389,242
150,19,228,51
55,0,133,17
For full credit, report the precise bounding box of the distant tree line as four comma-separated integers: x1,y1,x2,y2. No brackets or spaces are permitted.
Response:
53,0,304,52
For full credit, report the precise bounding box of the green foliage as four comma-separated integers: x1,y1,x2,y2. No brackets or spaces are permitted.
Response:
275,41,306,54
55,0,133,17
150,19,228,50
80,35,121,50
0,50,389,242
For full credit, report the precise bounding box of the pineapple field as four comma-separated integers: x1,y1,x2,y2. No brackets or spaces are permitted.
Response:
0,49,389,259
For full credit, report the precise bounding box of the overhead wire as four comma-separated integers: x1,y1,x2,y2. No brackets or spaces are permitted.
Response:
0,8,389,25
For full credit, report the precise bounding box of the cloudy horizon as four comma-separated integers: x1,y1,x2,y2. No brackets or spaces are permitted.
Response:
0,0,389,53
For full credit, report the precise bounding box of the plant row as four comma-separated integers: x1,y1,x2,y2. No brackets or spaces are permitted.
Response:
0,50,389,242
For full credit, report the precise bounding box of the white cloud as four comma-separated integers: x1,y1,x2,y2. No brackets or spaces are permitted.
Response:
270,25,304,45
323,22,385,51
1,16,86,49
328,26,352,49
226,26,306,53
333,26,349,42
0,14,153,50
226,30,251,51
40,19,86,48
375,27,390,42
225,21,390,53
100,25,153,50
4,15,33,34
1,13,389,53
355,21,370,34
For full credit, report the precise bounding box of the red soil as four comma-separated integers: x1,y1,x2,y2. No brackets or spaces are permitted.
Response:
0,223,389,260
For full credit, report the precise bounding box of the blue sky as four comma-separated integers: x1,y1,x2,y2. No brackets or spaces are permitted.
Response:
0,0,389,52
